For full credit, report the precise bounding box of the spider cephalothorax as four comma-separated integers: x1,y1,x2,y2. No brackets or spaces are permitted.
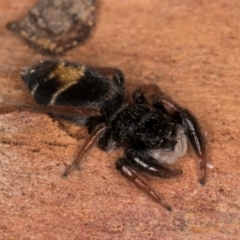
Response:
1,60,207,211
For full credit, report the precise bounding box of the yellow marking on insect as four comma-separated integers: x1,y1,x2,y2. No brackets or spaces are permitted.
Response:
48,63,85,85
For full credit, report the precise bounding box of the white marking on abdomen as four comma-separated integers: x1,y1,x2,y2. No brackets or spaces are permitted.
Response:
49,82,78,105
31,83,39,96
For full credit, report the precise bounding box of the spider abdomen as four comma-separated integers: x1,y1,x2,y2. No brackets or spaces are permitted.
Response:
21,60,125,120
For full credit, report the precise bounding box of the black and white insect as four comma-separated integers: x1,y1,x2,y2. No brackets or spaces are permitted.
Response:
1,60,207,210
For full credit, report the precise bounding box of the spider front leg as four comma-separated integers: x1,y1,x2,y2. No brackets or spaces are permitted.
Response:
156,96,207,185
116,149,182,210
116,159,172,211
125,149,183,178
133,84,207,185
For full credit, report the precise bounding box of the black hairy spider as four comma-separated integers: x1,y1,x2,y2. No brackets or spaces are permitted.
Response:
0,60,207,210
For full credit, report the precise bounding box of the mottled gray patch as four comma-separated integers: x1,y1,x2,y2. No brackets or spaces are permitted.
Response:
6,0,96,55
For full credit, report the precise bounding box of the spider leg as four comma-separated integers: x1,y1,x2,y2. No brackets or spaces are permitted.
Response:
0,104,102,117
0,104,106,176
0,105,18,114
156,97,206,185
62,123,107,177
125,149,182,178
116,158,172,211
133,84,207,185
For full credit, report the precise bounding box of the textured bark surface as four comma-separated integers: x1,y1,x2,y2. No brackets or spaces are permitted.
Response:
0,0,240,239
6,0,96,54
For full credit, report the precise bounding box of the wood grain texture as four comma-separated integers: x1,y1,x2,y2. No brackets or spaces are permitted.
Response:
0,0,240,239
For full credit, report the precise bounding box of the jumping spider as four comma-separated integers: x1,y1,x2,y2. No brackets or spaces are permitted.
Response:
0,60,207,211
